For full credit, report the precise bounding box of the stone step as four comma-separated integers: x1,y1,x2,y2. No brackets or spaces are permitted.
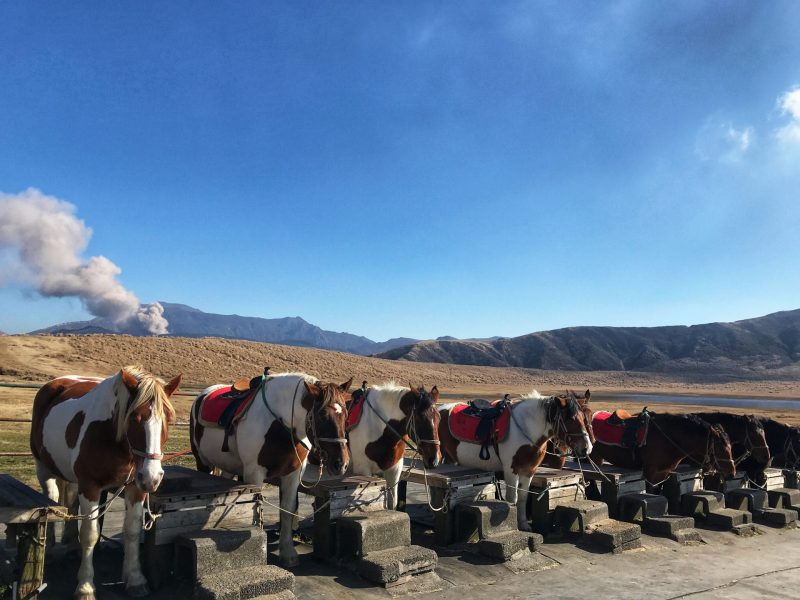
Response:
643,514,695,538
195,565,295,600
583,519,641,553
251,592,295,600
476,531,543,561
617,493,668,523
337,510,411,558
454,500,517,543
176,528,267,582
706,508,751,529
768,487,800,510
680,491,724,517
357,545,438,587
670,528,705,545
726,489,769,512
554,500,609,533
752,507,797,528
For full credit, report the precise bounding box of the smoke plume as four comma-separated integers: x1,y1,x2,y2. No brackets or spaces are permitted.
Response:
0,188,169,335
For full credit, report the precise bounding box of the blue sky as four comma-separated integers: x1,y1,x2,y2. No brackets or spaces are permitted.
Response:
1,2,799,341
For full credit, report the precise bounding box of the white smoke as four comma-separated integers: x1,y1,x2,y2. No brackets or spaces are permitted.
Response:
0,188,169,335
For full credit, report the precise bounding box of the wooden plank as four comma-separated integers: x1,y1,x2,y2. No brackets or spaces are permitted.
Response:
530,468,582,488
562,461,644,484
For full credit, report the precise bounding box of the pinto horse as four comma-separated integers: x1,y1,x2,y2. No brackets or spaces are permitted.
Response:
541,390,595,469
190,372,351,567
691,412,770,482
346,383,442,510
590,411,736,485
438,391,593,531
30,367,181,600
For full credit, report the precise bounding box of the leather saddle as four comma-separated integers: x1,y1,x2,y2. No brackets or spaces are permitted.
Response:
608,408,650,449
462,395,511,460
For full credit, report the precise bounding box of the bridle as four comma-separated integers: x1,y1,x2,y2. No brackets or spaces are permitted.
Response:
363,388,440,453
733,422,770,467
305,384,349,466
650,417,732,474
549,396,591,452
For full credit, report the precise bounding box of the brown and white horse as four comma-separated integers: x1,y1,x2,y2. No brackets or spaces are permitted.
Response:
190,372,351,567
541,390,595,469
438,391,593,531
30,367,181,600
346,383,442,510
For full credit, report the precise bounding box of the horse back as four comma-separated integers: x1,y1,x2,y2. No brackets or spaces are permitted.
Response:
31,378,100,460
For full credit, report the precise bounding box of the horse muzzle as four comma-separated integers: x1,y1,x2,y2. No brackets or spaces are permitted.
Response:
326,457,349,476
136,461,164,493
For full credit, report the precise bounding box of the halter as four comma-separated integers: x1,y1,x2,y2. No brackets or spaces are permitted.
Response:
303,383,348,466
548,396,590,449
363,388,440,453
124,398,164,461
733,423,770,466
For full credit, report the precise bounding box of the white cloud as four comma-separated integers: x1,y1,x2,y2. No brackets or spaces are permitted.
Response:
695,117,753,163
775,85,800,143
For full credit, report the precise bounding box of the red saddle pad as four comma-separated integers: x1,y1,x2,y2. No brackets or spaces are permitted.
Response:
592,410,647,447
346,393,365,430
449,401,511,444
199,385,258,428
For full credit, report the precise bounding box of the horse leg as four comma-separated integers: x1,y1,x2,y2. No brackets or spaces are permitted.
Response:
381,461,402,511
62,482,80,547
75,492,101,600
122,485,150,597
515,473,533,531
502,466,519,506
277,470,302,567
35,460,60,549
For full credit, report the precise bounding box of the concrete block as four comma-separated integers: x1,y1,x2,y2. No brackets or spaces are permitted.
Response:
584,519,640,550
251,592,295,600
454,501,516,543
706,508,751,529
643,514,694,537
731,523,761,536
618,493,668,523
195,565,295,600
610,538,642,554
357,545,437,586
752,508,797,528
726,489,768,512
336,510,411,558
476,531,542,561
554,500,609,534
176,528,267,582
680,491,724,517
768,487,800,509
670,529,704,544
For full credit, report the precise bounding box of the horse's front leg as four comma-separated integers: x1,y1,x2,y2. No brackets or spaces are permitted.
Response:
502,466,519,506
75,492,101,600
122,485,150,597
515,473,533,531
383,460,403,510
278,469,302,567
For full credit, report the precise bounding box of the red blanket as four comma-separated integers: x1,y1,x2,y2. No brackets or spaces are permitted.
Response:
592,410,647,447
346,393,365,430
449,401,511,444
198,385,258,428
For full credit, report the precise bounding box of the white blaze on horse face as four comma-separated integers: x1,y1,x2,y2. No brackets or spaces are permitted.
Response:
138,412,164,492
333,403,342,415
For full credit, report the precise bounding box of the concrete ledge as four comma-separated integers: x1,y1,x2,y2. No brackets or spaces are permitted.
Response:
618,494,668,523
726,488,768,513
644,514,694,537
195,565,295,600
768,488,800,510
455,501,516,543
753,508,797,528
176,528,267,581
670,529,705,544
337,510,411,557
476,531,543,561
681,491,724,517
584,519,640,551
357,545,437,586
554,500,609,534
706,508,751,529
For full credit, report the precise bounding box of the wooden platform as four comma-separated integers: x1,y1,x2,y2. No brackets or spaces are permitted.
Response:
398,458,496,546
0,473,65,524
562,461,645,518
526,467,584,532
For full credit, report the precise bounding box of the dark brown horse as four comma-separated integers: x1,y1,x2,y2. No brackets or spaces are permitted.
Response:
691,412,770,481
741,418,800,473
590,411,736,485
541,390,594,469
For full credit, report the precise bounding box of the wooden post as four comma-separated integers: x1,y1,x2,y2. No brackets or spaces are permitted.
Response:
430,487,452,546
16,519,46,600
312,497,333,560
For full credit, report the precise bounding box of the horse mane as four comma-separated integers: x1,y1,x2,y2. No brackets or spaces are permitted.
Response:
265,372,345,408
114,365,175,442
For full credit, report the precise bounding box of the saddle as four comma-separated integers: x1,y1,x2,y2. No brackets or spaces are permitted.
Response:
450,396,512,460
199,369,269,452
593,408,650,449
346,384,368,431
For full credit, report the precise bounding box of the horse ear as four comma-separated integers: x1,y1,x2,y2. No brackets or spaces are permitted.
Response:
431,385,439,401
339,377,354,391
304,381,320,399
121,369,139,393
584,389,591,400
164,374,182,397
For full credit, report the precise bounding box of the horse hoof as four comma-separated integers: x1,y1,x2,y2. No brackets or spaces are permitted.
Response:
74,593,96,600
518,522,532,532
126,583,151,597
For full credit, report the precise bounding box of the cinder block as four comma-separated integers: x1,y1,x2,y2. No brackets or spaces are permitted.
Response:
454,501,516,543
195,565,295,600
643,514,694,537
554,500,609,534
357,545,437,586
584,519,640,550
336,510,411,558
176,528,267,581
618,494,668,523
476,531,542,561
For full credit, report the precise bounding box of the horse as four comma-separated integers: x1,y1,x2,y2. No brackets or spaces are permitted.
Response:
189,372,351,567
345,383,442,510
691,412,770,483
438,391,593,531
541,390,595,469
30,367,181,600
740,418,800,475
589,411,736,485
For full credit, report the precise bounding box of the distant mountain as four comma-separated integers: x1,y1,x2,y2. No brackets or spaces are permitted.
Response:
377,309,800,374
32,302,417,356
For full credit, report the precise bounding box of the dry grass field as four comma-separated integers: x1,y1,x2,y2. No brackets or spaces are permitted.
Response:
1,334,798,485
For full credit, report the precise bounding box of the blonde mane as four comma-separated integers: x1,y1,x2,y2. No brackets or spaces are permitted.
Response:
114,365,176,442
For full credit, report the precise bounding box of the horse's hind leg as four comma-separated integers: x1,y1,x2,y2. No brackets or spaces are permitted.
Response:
61,482,80,547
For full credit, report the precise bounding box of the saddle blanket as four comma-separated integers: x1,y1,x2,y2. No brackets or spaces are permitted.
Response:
346,389,366,431
593,410,647,448
198,385,259,428
449,401,511,444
